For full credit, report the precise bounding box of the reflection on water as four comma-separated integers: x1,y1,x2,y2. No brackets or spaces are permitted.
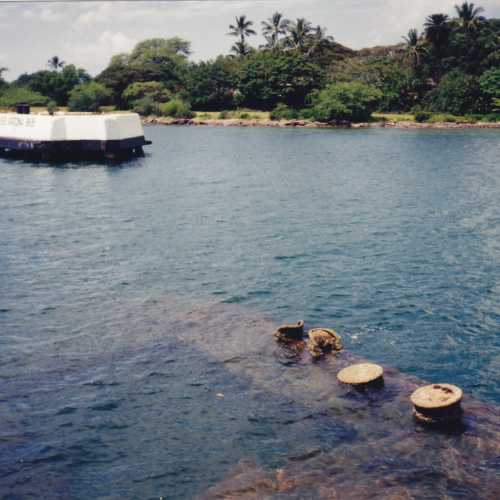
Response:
1,127,500,498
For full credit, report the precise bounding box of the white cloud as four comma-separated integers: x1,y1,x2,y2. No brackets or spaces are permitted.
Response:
65,30,137,69
23,7,63,22
76,2,114,26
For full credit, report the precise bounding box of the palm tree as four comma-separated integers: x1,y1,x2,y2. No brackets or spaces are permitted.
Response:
47,55,65,71
307,25,335,56
403,29,426,68
261,12,289,49
424,14,451,51
455,2,485,31
285,18,313,52
230,40,251,58
0,67,7,87
228,15,256,45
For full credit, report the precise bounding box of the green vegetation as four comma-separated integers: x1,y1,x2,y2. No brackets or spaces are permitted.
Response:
0,2,498,122
68,82,111,112
15,65,90,105
0,86,48,106
309,82,382,122
122,81,172,109
237,51,322,109
157,98,194,118
270,103,299,120
415,111,432,122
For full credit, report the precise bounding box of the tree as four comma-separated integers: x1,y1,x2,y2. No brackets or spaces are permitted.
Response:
47,56,65,71
228,15,256,56
424,13,451,81
230,40,252,58
122,81,172,108
307,25,335,57
403,29,426,69
479,67,500,110
310,81,382,122
186,56,239,110
261,12,289,49
0,67,7,89
424,14,451,51
237,51,323,109
424,69,488,114
97,39,191,107
14,64,90,105
0,86,48,107
131,37,191,58
96,54,133,108
455,2,485,31
68,81,111,112
285,18,313,52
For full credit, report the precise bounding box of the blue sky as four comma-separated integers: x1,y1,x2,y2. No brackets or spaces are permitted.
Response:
1,0,499,79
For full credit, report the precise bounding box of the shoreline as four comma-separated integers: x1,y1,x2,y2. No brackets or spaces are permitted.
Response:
143,116,500,130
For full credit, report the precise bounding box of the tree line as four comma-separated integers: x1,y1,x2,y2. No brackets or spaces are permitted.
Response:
0,2,498,122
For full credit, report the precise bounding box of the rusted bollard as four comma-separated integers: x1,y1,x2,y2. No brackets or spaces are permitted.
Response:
410,384,463,424
337,363,384,387
274,320,305,341
307,328,343,358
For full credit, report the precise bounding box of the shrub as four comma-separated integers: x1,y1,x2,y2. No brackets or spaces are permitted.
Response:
68,81,111,112
0,86,48,106
158,98,194,118
310,81,382,123
46,100,58,115
483,113,500,122
424,70,489,115
122,81,171,108
218,110,229,119
479,68,500,112
426,113,459,123
132,96,159,115
299,108,315,120
270,103,299,121
464,114,484,123
414,111,431,122
239,112,250,119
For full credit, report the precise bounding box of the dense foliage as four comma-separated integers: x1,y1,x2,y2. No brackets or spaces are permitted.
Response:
15,65,90,105
310,82,382,122
0,3,498,120
0,86,48,106
96,38,190,108
67,82,111,112
237,51,323,109
186,57,238,111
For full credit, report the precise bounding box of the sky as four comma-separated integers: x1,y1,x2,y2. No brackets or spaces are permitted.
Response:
1,0,499,80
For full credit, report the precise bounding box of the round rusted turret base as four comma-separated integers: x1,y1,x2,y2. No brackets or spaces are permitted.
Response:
337,363,384,386
307,328,342,358
274,321,305,342
411,384,463,424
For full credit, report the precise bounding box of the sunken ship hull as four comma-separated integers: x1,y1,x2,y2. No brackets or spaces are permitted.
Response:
0,110,151,160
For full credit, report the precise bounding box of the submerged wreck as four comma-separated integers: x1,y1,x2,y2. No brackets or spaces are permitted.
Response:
0,105,151,160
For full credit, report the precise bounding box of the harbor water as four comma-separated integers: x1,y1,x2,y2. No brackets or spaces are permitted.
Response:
1,126,500,498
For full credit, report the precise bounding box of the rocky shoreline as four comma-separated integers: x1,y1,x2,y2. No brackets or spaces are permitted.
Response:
142,116,500,129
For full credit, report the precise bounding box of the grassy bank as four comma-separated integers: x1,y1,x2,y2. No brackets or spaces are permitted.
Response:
2,107,499,126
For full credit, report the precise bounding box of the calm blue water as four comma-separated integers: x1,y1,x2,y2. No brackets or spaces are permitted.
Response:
1,126,500,498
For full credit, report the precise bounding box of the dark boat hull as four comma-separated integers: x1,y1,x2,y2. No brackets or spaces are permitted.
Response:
0,135,152,160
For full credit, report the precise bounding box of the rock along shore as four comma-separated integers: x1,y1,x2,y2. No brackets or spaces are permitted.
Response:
142,116,500,130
